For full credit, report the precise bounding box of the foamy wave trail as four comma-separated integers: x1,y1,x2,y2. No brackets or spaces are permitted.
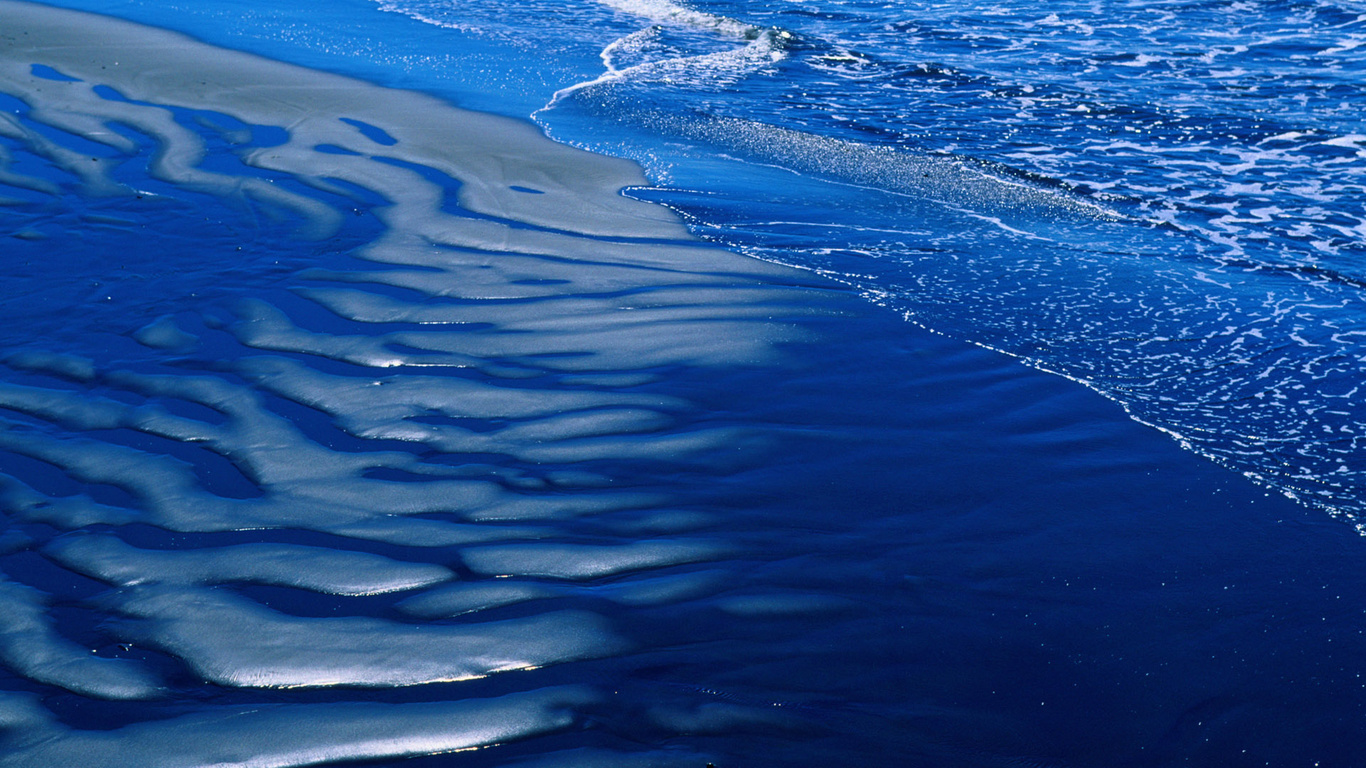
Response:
525,0,1366,531
538,2,1133,245
0,2,839,763
596,0,762,39
541,0,793,117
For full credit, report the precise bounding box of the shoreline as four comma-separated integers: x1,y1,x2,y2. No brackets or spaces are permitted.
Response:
1,2,1364,766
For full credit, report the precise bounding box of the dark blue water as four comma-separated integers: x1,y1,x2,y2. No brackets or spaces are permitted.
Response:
2,0,1366,765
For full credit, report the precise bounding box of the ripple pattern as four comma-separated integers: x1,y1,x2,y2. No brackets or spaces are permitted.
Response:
0,3,837,764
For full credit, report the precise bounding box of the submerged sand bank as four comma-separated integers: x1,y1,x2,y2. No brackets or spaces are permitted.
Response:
0,2,838,765
0,0,692,238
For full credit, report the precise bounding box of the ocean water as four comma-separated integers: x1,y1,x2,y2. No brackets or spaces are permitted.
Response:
1,0,1365,765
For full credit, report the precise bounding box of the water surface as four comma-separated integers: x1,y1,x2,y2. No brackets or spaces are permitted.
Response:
2,1,1366,766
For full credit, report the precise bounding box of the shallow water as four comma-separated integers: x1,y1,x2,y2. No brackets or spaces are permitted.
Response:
2,0,1366,766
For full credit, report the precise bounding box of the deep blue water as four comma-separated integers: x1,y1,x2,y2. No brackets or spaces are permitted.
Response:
2,0,1366,765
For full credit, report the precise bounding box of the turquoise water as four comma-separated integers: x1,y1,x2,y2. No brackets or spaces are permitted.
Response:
2,0,1365,765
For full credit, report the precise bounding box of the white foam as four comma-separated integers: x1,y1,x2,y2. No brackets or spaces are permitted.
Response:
595,0,759,39
1319,37,1365,56
546,23,788,112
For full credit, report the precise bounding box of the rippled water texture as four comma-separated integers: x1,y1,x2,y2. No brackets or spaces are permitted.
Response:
5,1,1366,766
0,2,833,763
504,0,1366,528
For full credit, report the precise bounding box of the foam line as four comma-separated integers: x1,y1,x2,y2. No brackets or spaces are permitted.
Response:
595,0,762,39
548,0,791,114
588,105,1125,227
